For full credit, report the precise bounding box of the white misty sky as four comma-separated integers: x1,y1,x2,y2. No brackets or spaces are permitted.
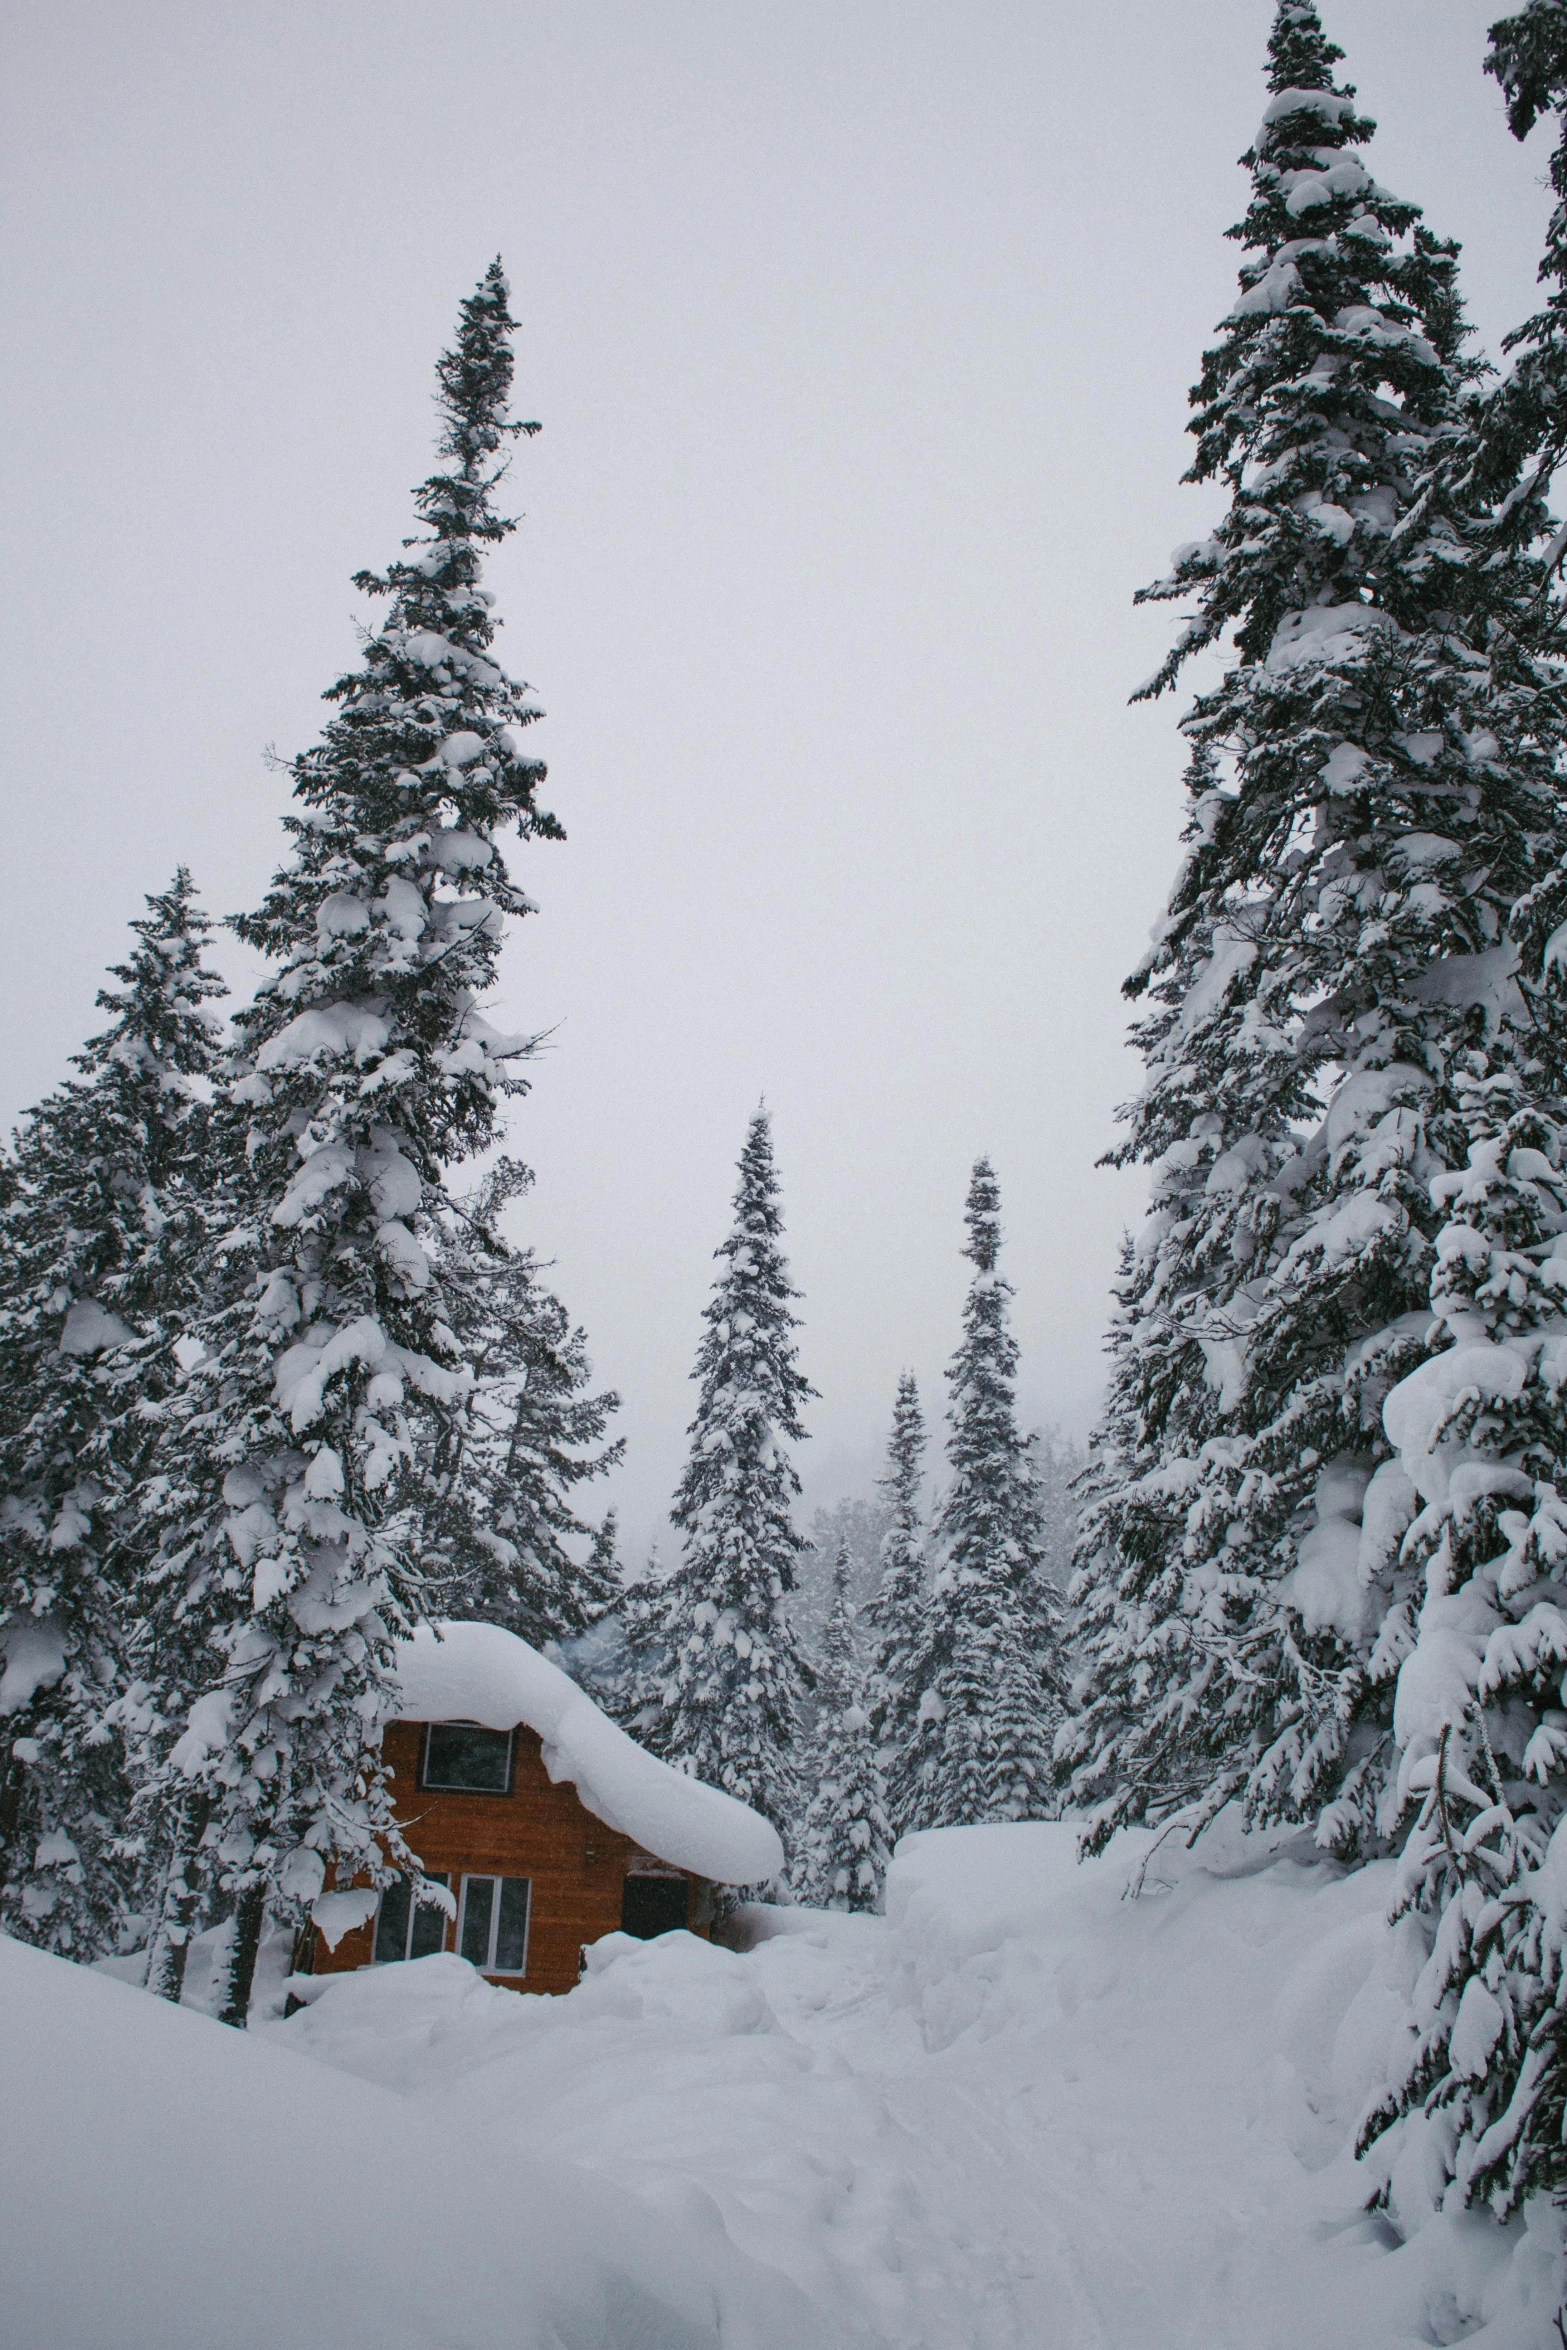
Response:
0,2,1556,1556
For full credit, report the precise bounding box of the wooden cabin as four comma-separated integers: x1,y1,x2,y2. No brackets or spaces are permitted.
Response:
303,1622,782,1997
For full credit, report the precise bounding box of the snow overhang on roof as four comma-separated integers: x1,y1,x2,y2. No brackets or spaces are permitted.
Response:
390,1621,784,1888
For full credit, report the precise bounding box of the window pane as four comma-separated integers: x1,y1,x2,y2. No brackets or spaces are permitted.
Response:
423,1723,513,1792
494,1877,530,1974
373,1877,412,1963
460,1876,496,1968
408,1874,450,1960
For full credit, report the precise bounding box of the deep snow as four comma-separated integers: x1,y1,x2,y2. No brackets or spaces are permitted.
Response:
270,1821,1564,2346
8,1820,1567,2346
0,1928,834,2350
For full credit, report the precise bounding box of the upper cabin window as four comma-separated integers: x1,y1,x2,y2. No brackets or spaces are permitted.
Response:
420,1721,515,1794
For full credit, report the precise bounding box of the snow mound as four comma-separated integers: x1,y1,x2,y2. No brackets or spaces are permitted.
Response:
0,1929,824,2350
391,1621,784,1884
273,1823,1567,2344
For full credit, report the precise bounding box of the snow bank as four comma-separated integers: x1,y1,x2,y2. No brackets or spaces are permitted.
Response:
881,1824,1564,2346
0,1929,822,2350
390,1621,783,1885
274,1822,1567,2344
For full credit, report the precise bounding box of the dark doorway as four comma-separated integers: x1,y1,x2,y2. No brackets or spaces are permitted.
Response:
620,1874,689,1939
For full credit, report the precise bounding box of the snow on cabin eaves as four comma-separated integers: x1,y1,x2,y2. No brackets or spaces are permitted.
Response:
390,1621,784,1885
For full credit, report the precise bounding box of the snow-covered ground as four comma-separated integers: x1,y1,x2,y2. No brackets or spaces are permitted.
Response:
7,1822,1566,2346
271,1821,1563,2347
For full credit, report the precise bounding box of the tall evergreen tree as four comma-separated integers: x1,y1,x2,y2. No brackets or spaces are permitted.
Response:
865,1372,931,1839
132,263,561,2022
645,1108,814,1852
796,1546,892,1912
0,871,227,1956
1061,2,1567,1862
424,1158,621,1644
1345,8,1567,2228
904,1162,1062,1829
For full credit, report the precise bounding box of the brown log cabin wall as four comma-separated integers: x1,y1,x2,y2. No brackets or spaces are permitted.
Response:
308,1722,709,1996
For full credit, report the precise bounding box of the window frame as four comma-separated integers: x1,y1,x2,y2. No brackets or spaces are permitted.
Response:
456,1872,531,1977
418,1719,517,1797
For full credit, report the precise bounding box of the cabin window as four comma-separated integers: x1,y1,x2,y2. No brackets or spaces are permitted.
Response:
372,1873,451,1963
620,1873,690,1940
458,1873,531,1975
421,1721,515,1794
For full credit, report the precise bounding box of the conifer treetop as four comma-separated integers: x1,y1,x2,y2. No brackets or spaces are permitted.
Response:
232,256,557,1177
1264,1,1344,93
674,1106,817,1524
79,866,227,1095
1136,0,1477,700
945,1160,1024,1486
961,1156,1004,1277
875,1372,926,1544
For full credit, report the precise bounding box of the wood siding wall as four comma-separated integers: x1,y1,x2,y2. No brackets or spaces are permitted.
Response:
307,1721,708,1995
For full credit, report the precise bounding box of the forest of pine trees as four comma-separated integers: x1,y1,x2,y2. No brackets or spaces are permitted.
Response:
16,0,1567,2290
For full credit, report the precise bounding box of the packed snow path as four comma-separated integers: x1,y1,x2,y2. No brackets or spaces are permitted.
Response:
276,1823,1563,2347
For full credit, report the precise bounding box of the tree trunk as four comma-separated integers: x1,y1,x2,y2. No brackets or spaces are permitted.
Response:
144,1795,212,2004
215,1881,267,2029
0,1740,27,1886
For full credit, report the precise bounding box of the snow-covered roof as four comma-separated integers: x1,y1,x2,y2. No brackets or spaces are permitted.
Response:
390,1622,783,1887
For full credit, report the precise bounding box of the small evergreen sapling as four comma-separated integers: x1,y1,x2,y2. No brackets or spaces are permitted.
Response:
0,872,227,1959
796,1546,892,1913
646,1108,814,1852
135,264,561,2023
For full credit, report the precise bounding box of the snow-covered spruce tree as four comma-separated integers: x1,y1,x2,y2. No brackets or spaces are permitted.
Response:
1061,1,1567,1862
901,1162,1063,1830
646,1108,814,1853
1350,1069,1567,2219
0,871,227,1959
1343,13,1567,2226
422,1157,621,1644
796,1546,892,1912
864,1372,931,1839
135,263,560,2023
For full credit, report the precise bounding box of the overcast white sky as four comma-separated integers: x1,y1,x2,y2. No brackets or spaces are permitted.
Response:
0,2,1557,1555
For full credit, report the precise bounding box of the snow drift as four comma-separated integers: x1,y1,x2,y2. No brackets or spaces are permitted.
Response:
0,1929,823,2350
271,1818,1567,2345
